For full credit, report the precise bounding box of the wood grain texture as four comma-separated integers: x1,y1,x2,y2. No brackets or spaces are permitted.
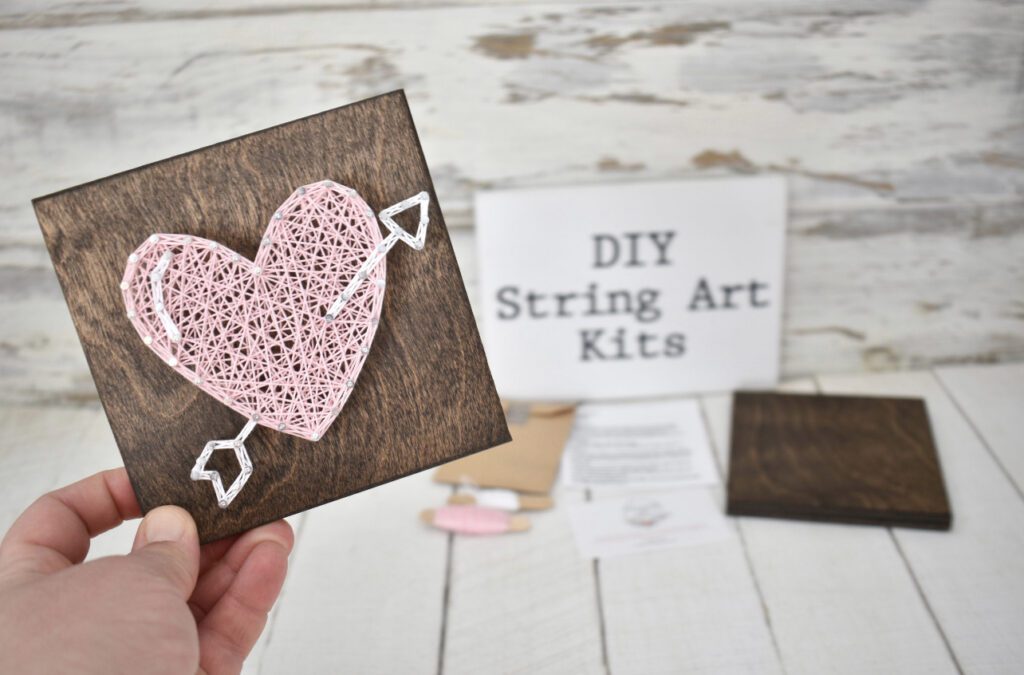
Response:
32,91,510,542
0,1,1022,406
727,391,951,528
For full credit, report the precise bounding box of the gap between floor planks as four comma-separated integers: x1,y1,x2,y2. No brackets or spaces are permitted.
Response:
697,394,786,673
934,369,1024,505
815,367,1024,673
808,373,961,673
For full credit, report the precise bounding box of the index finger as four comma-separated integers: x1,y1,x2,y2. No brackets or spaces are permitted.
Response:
0,468,140,580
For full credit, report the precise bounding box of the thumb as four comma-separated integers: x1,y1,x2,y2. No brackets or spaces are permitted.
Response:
127,505,200,599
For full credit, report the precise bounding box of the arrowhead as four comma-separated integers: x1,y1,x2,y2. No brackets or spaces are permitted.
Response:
378,191,430,250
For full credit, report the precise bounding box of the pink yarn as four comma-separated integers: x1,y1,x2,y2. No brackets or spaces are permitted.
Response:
121,181,385,441
432,505,512,535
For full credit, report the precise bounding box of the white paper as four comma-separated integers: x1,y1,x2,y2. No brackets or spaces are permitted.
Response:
563,399,719,487
475,176,786,399
568,489,732,559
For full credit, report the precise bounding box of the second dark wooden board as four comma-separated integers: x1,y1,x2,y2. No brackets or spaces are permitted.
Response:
33,91,510,542
727,392,951,529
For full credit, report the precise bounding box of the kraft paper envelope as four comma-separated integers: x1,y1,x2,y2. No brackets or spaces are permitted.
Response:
435,403,576,494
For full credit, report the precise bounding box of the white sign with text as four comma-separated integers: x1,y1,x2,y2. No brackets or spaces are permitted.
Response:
476,176,786,399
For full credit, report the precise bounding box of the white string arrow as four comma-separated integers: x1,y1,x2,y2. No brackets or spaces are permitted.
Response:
189,190,431,508
191,418,257,509
325,191,430,322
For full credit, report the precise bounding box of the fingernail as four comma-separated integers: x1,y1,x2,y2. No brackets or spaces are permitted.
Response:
141,506,191,544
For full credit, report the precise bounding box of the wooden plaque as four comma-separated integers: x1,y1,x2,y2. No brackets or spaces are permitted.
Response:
727,392,951,529
33,91,510,542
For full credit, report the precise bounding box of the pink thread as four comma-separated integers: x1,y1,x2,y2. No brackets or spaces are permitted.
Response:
121,181,385,441
432,505,512,535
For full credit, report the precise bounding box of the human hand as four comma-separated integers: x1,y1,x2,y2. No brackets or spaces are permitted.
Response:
0,468,293,675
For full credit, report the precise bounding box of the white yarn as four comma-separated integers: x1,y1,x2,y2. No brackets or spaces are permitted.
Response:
464,487,521,511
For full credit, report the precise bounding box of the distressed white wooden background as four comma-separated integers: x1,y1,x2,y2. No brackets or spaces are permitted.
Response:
0,0,1022,405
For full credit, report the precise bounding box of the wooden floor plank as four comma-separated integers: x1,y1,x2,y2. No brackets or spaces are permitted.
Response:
818,370,1024,673
443,487,606,675
0,404,138,559
0,405,79,535
702,380,957,675
257,469,450,674
593,386,798,675
596,481,782,675
935,363,1024,498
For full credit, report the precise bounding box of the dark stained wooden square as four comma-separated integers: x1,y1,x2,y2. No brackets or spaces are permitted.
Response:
727,392,951,529
32,91,510,542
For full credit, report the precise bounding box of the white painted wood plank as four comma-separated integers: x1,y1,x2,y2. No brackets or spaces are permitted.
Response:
258,469,450,675
0,403,138,559
593,387,830,674
1,0,1019,235
443,486,605,675
936,363,1024,497
0,405,87,535
700,379,957,675
596,481,783,675
817,369,1024,673
782,213,1024,376
0,0,947,25
592,382,780,672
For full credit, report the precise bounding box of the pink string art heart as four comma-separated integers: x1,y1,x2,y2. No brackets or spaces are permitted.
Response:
120,180,430,507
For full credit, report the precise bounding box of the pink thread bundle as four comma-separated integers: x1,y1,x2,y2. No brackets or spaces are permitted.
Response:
120,181,386,442
421,505,531,535
433,505,513,535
